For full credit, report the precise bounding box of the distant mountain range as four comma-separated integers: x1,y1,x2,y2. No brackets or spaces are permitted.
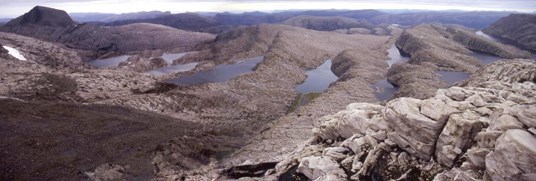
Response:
97,9,518,33
69,11,171,23
0,8,525,32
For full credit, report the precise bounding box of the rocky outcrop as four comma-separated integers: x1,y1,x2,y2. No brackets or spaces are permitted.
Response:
483,14,536,51
85,163,126,181
259,60,536,180
390,24,530,99
460,59,536,87
282,15,375,31
117,56,167,72
396,24,481,72
297,156,347,180
484,129,536,180
387,62,447,99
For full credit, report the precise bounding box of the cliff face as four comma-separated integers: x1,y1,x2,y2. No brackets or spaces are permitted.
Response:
264,59,536,181
483,14,536,51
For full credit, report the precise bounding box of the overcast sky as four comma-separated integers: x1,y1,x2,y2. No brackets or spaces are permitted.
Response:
0,0,535,18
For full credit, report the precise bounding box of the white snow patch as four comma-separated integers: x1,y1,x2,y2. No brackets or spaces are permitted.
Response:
3,46,27,61
0,96,26,102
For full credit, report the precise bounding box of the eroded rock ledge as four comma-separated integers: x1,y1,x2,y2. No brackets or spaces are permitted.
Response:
259,60,536,181
388,24,530,100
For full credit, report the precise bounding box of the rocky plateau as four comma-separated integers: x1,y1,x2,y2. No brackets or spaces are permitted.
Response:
1,5,536,181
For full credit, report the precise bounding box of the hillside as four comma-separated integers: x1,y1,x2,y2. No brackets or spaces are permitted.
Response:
0,6,215,60
483,14,536,51
105,13,220,32
390,24,530,99
282,15,375,31
2,5,536,181
4,6,76,27
261,59,536,181
371,11,512,29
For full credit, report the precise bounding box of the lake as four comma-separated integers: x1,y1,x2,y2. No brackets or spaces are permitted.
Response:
372,45,409,101
436,71,470,85
166,56,264,86
87,55,130,68
161,52,193,64
386,45,409,67
295,59,338,93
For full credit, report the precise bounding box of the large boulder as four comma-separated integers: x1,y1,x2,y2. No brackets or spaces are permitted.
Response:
435,111,484,167
383,97,458,160
297,156,347,180
485,129,536,180
314,103,386,140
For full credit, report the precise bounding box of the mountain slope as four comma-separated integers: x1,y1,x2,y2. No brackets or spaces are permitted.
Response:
282,15,375,31
0,6,215,59
4,6,76,27
483,14,536,51
371,11,512,29
105,13,220,32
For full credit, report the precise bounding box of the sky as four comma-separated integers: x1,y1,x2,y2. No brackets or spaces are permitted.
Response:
0,0,535,18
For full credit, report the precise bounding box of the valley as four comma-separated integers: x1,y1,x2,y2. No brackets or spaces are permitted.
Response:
0,4,535,181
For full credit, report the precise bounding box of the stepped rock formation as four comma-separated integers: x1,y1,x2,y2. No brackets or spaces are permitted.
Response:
259,60,536,181
387,62,447,99
390,24,529,99
483,14,536,51
282,15,375,31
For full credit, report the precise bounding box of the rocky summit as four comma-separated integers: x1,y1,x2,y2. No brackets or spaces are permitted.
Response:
4,6,76,27
257,60,536,181
1,4,536,181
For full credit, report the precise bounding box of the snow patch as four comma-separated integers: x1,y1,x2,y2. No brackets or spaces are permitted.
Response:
0,96,26,102
2,46,27,61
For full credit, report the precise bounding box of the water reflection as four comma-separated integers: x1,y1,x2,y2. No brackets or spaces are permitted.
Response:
387,45,409,67
147,62,198,75
166,56,264,86
437,71,470,85
87,55,130,68
296,59,338,93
